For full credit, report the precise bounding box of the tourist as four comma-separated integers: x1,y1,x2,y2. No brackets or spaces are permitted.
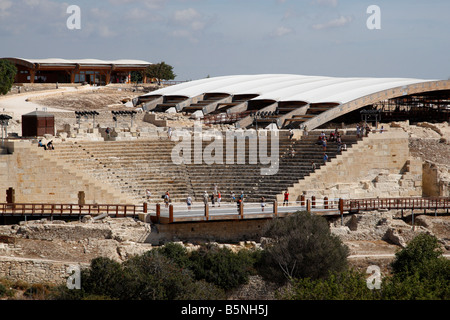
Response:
289,128,294,140
217,191,221,207
337,142,342,153
38,140,47,150
203,191,209,206
329,131,335,141
356,124,361,138
261,197,266,212
311,160,316,170
105,127,111,139
283,191,289,206
240,191,245,202
322,138,327,151
342,143,347,151
316,134,323,145
211,192,215,207
290,147,296,158
323,153,328,164
231,191,236,202
164,191,170,208
46,140,54,150
186,195,192,210
236,198,242,212
167,127,173,139
146,189,151,201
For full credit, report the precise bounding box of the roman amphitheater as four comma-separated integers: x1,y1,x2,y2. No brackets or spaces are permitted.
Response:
0,74,449,298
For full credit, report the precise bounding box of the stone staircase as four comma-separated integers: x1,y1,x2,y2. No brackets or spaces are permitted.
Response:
47,129,359,204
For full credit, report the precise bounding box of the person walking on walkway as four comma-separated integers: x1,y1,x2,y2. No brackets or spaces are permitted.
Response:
186,195,192,210
283,191,289,206
203,191,209,206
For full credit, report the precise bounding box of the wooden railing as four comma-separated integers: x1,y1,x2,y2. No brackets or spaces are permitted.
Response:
0,203,145,218
341,197,450,213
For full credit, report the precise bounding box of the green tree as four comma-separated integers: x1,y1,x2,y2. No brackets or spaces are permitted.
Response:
130,71,143,83
390,233,444,278
382,233,450,299
258,211,349,283
0,59,17,95
145,61,176,85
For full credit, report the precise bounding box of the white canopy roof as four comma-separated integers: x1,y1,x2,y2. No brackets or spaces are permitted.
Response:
141,74,437,104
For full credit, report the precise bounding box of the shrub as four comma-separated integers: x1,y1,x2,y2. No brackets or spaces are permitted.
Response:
188,244,259,291
23,283,51,299
390,233,443,278
0,283,6,297
383,233,450,300
258,211,349,283
280,269,381,300
153,242,190,269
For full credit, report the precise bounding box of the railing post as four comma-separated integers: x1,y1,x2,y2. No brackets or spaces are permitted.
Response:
311,196,316,209
239,202,244,219
143,202,148,213
169,204,174,223
205,203,209,221
339,198,344,226
324,197,328,209
273,201,278,216
306,199,311,212
156,203,160,223
300,194,305,207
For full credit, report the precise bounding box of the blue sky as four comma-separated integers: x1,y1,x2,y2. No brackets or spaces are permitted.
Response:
0,0,449,81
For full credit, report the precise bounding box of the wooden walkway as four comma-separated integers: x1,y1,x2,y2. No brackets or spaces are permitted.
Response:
0,197,448,224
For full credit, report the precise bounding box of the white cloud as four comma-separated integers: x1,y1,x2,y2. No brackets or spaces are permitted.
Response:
169,7,213,42
173,8,201,25
0,0,12,17
271,26,294,37
312,15,353,30
312,0,338,7
108,0,166,9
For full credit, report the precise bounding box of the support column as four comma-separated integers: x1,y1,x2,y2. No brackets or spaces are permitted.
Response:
29,69,35,84
169,204,174,223
204,204,209,221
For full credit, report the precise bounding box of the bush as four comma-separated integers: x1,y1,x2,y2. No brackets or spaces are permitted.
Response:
390,233,443,278
153,242,190,269
188,244,259,291
258,211,349,283
383,233,450,300
53,252,226,300
0,283,6,297
23,283,51,299
280,269,381,300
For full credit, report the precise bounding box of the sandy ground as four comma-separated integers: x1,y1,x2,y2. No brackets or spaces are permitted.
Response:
0,86,97,121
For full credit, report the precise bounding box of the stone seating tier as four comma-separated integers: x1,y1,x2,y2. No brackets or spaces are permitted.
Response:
49,132,359,203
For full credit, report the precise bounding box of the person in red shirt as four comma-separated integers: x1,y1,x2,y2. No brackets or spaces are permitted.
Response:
283,191,289,206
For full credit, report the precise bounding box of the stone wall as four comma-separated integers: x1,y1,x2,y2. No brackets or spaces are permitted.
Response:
146,219,272,245
0,256,87,285
422,161,450,197
280,129,422,201
0,140,135,204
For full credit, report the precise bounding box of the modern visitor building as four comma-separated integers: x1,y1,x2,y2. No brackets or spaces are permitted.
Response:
1,57,151,85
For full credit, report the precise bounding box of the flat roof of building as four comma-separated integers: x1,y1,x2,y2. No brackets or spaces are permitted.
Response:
2,57,151,68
